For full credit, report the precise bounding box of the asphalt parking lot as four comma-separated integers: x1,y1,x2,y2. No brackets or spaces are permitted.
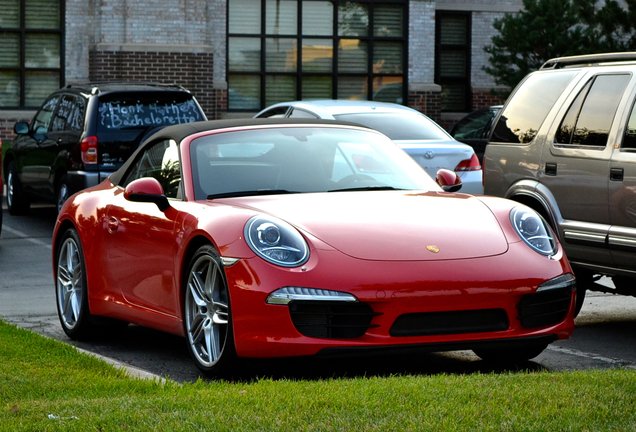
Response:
1,203,636,383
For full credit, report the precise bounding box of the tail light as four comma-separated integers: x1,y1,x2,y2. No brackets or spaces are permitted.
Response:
81,136,98,165
454,153,481,172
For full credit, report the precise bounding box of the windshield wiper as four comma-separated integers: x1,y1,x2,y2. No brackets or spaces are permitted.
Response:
207,189,300,199
328,186,403,193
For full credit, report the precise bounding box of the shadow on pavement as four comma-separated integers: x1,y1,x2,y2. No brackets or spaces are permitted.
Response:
70,323,545,384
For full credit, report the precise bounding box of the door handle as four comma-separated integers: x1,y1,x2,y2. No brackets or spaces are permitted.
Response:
545,163,557,176
610,168,624,181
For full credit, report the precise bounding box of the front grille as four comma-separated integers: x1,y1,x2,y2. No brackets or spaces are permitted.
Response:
517,287,571,328
389,309,509,337
288,300,380,339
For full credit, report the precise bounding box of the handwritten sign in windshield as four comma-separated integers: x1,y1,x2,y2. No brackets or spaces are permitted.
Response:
98,98,204,130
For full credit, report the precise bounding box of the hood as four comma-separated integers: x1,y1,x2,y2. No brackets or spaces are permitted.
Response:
221,191,508,261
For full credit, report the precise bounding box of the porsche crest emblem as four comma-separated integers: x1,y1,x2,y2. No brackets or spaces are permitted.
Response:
426,245,440,253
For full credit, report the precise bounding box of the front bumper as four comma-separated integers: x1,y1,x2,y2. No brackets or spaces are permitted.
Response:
226,241,576,358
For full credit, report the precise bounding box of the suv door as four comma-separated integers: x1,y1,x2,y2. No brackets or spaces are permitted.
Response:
609,90,636,272
19,95,61,193
37,94,85,198
539,73,631,267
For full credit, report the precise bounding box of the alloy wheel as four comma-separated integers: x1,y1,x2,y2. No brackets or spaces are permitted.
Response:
56,236,83,330
6,169,14,208
185,252,229,368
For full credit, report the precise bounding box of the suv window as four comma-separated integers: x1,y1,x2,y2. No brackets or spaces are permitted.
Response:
556,74,631,147
32,95,60,134
491,71,577,144
98,92,205,131
623,99,636,150
51,95,86,132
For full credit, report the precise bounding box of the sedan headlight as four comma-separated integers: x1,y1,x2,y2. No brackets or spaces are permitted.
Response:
510,207,557,256
245,216,310,267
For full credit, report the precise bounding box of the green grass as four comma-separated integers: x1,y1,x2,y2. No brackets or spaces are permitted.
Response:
1,320,636,431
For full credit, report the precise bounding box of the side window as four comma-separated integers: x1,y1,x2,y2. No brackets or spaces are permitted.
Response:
32,95,61,134
491,71,576,144
51,95,77,132
622,99,636,150
68,97,86,132
124,140,182,199
289,108,318,119
556,74,631,147
256,106,289,118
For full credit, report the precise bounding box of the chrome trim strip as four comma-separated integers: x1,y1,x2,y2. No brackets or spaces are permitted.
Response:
608,236,636,248
564,231,607,243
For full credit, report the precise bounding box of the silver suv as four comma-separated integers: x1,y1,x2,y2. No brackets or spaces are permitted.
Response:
484,52,636,311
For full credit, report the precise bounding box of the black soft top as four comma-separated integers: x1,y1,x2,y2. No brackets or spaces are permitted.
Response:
109,118,369,186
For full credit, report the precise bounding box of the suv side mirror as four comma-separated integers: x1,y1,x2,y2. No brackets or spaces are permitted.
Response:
14,122,29,135
436,169,462,192
124,177,170,212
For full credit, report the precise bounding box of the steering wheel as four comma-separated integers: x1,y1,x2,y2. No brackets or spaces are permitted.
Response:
335,174,376,187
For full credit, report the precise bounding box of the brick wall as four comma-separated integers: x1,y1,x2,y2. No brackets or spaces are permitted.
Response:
0,113,35,142
89,50,226,119
472,89,505,110
409,90,442,124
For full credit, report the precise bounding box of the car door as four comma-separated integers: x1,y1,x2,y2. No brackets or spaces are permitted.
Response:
539,73,631,266
18,95,61,192
104,139,183,317
609,85,636,271
37,94,85,197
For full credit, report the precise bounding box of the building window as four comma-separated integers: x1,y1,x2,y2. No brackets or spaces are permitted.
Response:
227,0,407,111
435,11,470,112
0,0,63,109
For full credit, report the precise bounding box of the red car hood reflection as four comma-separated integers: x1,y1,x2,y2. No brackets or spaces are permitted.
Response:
219,191,509,261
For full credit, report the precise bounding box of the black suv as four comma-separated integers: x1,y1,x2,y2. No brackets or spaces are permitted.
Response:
4,82,206,214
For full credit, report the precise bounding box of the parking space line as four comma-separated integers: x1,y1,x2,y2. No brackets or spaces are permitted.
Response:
2,225,52,250
547,345,636,369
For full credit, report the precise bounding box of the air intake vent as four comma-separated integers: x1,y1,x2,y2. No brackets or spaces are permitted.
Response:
517,287,571,328
390,309,509,337
288,301,380,339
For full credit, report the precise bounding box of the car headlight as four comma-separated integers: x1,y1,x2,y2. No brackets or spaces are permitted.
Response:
510,207,557,256
245,216,310,267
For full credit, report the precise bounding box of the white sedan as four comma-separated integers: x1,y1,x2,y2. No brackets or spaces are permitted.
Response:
255,100,483,194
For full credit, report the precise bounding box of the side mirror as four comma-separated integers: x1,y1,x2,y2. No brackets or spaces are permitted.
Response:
435,169,462,192
14,122,29,135
124,177,170,212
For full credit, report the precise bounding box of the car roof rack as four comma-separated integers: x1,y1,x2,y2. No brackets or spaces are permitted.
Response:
540,52,636,70
63,82,188,95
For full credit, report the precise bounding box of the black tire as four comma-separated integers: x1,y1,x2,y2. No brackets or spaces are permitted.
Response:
572,268,596,317
6,161,30,215
183,244,237,377
55,228,96,340
473,343,548,363
56,174,70,213
611,276,636,296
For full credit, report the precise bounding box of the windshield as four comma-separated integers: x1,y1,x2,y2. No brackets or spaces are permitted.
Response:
190,126,439,200
333,112,451,141
97,92,205,132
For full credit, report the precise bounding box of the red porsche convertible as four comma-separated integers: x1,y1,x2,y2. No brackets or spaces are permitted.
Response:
53,119,576,377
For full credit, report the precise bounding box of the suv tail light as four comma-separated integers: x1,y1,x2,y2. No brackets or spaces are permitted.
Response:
81,136,98,165
454,154,482,172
